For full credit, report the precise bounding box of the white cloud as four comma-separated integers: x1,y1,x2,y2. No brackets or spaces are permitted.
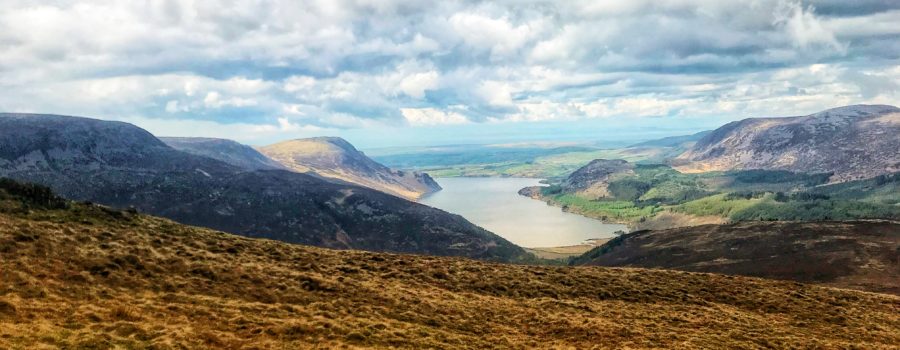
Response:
111,114,328,145
397,71,439,99
448,13,539,59
774,1,846,53
0,0,897,143
476,80,514,107
275,117,321,132
283,76,316,93
401,108,470,126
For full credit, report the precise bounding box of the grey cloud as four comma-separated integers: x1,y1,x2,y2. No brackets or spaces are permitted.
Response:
0,0,897,131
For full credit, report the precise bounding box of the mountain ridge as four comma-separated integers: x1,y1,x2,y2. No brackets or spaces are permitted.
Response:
161,137,286,171
673,104,900,182
259,137,441,200
0,113,525,261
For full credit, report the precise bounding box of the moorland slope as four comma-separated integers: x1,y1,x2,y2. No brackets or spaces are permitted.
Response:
1,185,898,349
572,221,900,295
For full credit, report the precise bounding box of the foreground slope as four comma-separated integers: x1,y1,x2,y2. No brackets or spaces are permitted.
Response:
0,113,524,261
1,192,898,349
160,137,285,170
260,137,441,200
573,221,900,295
673,104,900,182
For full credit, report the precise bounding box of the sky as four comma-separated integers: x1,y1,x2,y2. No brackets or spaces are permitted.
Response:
1,0,898,149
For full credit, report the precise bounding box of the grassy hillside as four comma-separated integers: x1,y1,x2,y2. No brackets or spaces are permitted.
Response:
571,221,900,295
530,165,900,229
2,183,899,348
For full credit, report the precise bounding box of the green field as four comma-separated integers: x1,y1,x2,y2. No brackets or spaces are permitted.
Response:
546,194,662,222
538,168,900,228
414,148,665,179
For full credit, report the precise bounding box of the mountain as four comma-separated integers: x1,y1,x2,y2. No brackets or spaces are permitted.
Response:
259,137,441,200
673,105,900,182
554,159,634,199
2,186,898,349
0,113,525,261
628,130,712,148
160,137,285,170
571,221,900,295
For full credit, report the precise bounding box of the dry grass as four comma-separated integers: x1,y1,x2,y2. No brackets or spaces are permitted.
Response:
1,204,899,349
526,239,611,260
631,211,728,231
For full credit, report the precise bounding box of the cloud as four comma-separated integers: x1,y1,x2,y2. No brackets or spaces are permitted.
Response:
774,1,846,53
397,71,439,99
0,0,897,146
401,108,470,126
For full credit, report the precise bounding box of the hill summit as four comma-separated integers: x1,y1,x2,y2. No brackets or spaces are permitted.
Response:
260,137,441,200
161,137,285,171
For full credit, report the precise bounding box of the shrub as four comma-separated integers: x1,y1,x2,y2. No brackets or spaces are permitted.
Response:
540,185,562,196
0,178,68,210
729,170,831,186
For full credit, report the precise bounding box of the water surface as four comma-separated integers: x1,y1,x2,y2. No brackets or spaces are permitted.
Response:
421,177,627,247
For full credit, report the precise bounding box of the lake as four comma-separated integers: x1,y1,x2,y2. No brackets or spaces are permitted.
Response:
420,177,627,247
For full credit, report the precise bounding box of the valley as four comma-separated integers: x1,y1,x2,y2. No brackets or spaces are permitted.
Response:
382,106,900,236
6,2,900,348
0,106,898,347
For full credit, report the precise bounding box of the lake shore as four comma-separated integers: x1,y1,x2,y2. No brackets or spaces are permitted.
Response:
421,177,627,247
525,238,611,260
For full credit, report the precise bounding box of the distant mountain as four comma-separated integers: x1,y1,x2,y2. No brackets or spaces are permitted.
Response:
628,130,712,148
259,137,441,200
161,137,285,170
571,221,900,295
0,113,525,261
673,105,900,182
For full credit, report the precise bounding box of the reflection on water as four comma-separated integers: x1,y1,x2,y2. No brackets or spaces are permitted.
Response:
420,177,627,247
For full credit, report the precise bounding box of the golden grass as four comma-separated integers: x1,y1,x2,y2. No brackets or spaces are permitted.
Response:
1,205,899,349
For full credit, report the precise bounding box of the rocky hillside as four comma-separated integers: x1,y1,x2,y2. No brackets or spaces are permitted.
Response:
160,137,285,170
519,159,637,202
259,137,441,200
1,189,898,349
572,221,900,295
673,105,900,182
555,159,634,199
628,130,711,149
0,113,524,261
